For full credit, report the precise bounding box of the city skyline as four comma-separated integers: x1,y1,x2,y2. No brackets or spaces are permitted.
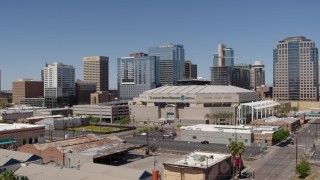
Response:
1,1,320,90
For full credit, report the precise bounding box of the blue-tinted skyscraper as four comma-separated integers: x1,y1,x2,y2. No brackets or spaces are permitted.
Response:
148,43,185,85
117,54,159,99
273,36,319,101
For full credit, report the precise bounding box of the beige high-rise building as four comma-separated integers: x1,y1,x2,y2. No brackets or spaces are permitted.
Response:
250,61,265,91
83,56,109,91
273,36,319,101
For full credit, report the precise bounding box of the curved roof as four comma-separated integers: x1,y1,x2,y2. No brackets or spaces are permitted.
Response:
143,85,254,94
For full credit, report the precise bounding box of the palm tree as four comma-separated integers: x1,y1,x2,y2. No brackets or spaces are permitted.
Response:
228,141,240,179
228,141,246,179
237,142,245,178
0,171,17,180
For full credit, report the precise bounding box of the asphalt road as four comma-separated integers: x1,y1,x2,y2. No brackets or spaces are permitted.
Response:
122,135,262,157
250,118,319,180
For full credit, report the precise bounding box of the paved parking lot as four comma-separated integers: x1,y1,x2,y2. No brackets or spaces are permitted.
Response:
121,150,183,176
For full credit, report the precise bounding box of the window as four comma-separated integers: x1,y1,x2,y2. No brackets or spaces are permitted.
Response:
193,136,197,139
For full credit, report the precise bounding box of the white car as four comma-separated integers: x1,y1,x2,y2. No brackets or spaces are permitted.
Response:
140,132,147,136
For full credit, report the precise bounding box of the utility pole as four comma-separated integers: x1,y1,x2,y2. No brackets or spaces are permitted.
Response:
296,134,298,166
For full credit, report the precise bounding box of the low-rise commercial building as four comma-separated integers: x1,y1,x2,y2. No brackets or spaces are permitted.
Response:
252,126,281,146
33,107,71,117
18,134,140,167
0,123,45,148
129,85,258,125
179,124,253,146
250,116,300,132
73,100,129,123
15,163,152,180
35,116,89,130
163,151,232,180
0,109,33,123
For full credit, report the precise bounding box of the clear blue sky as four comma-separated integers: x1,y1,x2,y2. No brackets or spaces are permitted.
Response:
1,0,320,90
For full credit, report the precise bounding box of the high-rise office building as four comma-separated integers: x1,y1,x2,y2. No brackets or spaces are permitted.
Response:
213,44,234,67
184,60,197,80
83,56,109,91
273,36,319,101
44,62,75,107
211,44,234,85
232,66,251,89
117,55,159,99
250,61,265,91
148,43,184,85
12,79,44,106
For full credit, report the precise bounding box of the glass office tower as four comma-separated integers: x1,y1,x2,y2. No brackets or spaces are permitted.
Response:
148,43,185,85
117,56,160,99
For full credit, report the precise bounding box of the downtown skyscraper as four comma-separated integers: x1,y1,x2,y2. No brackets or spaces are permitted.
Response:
83,56,109,91
148,43,184,85
117,53,159,99
44,62,75,107
273,36,319,101
211,44,234,86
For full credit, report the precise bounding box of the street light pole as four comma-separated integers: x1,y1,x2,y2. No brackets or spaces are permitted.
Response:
296,134,298,166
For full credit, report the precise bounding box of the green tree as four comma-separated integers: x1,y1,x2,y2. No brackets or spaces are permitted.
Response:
0,103,6,109
296,158,310,178
89,116,99,123
291,106,299,112
273,129,290,143
115,116,131,125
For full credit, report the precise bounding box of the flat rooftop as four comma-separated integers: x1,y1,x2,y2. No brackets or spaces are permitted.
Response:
166,151,231,168
143,85,255,94
0,123,44,131
0,109,33,114
263,116,298,123
181,124,253,133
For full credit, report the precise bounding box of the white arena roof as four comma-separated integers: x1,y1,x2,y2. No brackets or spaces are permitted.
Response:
144,85,255,94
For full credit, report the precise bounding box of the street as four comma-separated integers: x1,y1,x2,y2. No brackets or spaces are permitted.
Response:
248,118,319,180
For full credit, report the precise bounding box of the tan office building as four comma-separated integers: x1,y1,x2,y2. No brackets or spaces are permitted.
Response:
83,56,109,91
129,85,258,125
12,79,44,105
273,36,319,101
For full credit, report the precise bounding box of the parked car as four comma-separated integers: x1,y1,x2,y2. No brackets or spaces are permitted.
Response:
201,140,209,144
140,132,147,136
162,134,174,139
167,131,177,136
241,171,252,178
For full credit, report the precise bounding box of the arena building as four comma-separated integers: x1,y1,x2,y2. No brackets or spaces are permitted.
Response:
129,85,258,125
